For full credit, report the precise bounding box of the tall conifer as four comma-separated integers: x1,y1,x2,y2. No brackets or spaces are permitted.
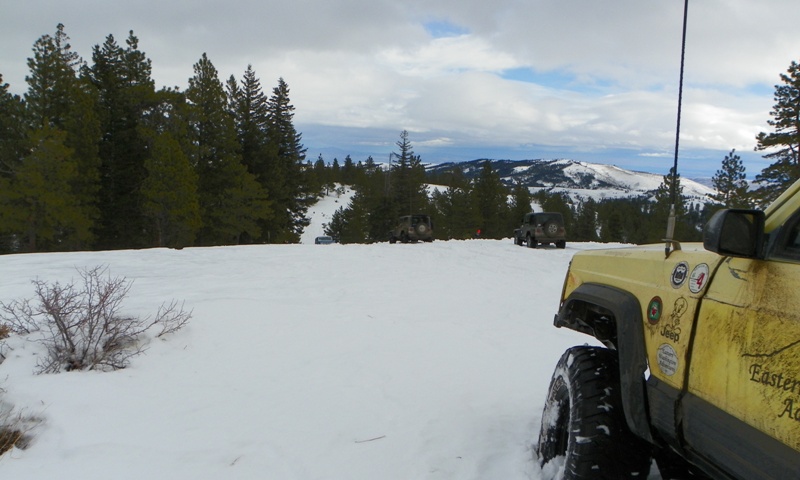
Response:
86,31,155,248
711,149,749,208
24,24,101,249
752,59,800,206
264,77,309,242
186,54,271,245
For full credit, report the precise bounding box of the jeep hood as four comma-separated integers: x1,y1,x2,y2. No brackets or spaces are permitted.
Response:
563,243,725,302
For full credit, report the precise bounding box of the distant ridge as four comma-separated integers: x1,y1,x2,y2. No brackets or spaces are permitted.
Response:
425,158,715,202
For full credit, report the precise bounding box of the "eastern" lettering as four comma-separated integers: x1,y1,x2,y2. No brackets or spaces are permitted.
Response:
749,364,800,395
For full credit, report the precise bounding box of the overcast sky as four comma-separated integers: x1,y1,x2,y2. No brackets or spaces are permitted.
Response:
2,0,798,177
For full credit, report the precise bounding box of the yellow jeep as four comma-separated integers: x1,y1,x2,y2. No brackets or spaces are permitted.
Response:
537,178,800,479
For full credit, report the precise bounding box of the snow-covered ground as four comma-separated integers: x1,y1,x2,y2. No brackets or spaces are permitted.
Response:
0,192,664,479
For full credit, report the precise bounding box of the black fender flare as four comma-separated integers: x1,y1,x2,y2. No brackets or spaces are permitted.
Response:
555,283,653,443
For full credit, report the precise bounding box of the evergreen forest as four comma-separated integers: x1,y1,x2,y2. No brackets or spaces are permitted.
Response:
1,25,798,252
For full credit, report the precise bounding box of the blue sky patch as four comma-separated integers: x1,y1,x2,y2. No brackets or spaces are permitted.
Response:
423,20,469,38
500,67,615,94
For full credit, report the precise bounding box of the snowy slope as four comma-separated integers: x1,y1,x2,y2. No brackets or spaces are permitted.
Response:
300,185,356,244
0,238,667,479
427,158,715,203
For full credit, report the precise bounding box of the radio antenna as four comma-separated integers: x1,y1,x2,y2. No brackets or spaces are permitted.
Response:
665,0,689,257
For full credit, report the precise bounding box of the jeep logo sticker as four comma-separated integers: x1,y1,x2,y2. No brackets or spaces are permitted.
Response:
657,344,679,376
671,262,689,289
689,263,710,294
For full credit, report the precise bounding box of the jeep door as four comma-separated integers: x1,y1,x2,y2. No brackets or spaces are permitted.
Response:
684,212,800,478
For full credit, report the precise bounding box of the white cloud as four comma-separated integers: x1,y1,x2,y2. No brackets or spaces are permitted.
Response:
1,0,798,176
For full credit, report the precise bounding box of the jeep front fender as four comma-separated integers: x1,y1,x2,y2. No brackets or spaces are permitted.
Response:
555,282,653,443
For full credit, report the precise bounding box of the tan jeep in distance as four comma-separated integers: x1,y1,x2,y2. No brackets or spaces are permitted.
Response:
388,214,434,243
536,177,800,479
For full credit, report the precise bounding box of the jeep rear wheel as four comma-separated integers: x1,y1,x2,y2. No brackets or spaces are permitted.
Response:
544,220,559,237
527,235,537,248
537,346,651,479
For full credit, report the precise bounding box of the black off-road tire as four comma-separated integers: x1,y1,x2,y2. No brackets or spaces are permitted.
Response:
556,240,566,249
537,346,652,479
527,235,537,248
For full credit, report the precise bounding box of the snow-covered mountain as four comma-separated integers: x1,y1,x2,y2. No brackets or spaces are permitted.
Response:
426,158,715,203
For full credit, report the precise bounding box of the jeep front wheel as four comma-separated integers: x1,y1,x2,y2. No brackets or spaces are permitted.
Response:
537,346,651,479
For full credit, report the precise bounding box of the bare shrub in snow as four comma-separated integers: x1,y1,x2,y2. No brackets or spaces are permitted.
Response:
0,407,24,456
0,389,40,457
0,266,191,373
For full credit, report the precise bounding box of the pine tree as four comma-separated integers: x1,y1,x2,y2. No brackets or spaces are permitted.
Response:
86,31,156,248
227,66,270,182
389,130,428,216
342,155,356,184
24,24,101,249
711,149,749,208
0,75,27,179
752,59,800,206
573,198,599,242
0,124,91,251
430,185,479,240
24,23,82,129
313,154,330,193
262,77,309,242
186,53,271,245
140,132,201,247
509,180,532,231
651,167,701,242
331,157,341,183
470,161,510,238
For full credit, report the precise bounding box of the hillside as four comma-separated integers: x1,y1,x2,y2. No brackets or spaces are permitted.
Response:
426,158,715,202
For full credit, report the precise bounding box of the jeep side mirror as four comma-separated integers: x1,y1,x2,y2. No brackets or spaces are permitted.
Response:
703,209,765,259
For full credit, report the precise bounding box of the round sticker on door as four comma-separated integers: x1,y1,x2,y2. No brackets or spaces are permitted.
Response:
671,262,689,289
657,344,678,376
647,296,663,325
689,263,709,294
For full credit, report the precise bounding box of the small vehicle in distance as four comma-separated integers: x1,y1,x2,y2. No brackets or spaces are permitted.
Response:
389,214,434,243
513,212,566,248
314,235,335,245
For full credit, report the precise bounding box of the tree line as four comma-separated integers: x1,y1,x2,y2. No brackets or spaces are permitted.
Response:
1,24,798,251
0,24,310,252
320,152,712,244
